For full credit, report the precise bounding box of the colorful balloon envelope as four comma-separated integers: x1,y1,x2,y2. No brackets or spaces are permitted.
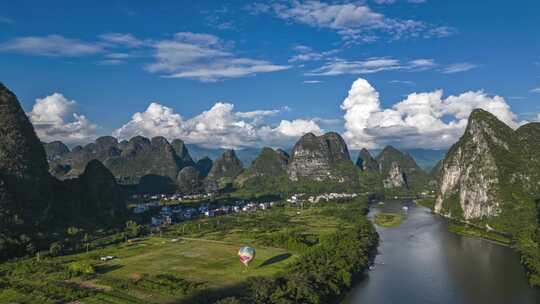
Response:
238,246,256,267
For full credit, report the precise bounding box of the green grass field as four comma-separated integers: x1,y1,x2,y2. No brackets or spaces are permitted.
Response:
374,212,404,228
88,202,358,302
0,199,367,304
98,238,292,288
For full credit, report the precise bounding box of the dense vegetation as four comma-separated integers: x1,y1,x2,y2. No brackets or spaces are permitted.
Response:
0,197,377,303
96,273,204,297
236,164,363,197
435,110,540,286
212,202,379,304
0,259,97,303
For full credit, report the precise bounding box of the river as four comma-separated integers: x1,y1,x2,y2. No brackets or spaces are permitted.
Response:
345,200,540,304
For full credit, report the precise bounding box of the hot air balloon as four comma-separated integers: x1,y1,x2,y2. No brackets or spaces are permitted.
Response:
238,246,256,267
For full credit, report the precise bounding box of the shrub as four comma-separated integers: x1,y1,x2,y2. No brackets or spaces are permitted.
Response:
98,273,204,296
49,242,63,257
234,214,379,304
68,260,95,276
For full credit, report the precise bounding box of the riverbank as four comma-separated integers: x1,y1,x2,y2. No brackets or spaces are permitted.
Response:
447,222,512,246
414,198,435,210
413,198,512,246
427,203,539,287
344,200,540,304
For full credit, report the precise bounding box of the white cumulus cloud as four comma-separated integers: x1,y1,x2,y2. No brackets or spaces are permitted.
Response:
274,119,322,137
341,78,524,149
114,102,322,149
29,93,98,144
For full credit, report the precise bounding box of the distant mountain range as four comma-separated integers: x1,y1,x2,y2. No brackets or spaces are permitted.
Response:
352,148,446,171
187,145,446,171
186,144,261,166
43,130,439,197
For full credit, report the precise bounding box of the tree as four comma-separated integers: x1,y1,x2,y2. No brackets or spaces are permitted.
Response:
25,243,36,256
83,233,90,253
49,242,63,257
68,260,95,276
66,226,83,251
125,220,142,238
67,226,82,237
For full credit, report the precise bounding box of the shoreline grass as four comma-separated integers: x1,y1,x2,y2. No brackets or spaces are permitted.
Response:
447,223,512,246
374,213,404,228
415,198,435,210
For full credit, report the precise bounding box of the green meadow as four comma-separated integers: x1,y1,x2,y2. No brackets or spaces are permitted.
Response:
0,199,367,304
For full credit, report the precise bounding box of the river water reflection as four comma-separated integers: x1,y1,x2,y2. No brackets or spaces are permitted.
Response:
345,200,540,304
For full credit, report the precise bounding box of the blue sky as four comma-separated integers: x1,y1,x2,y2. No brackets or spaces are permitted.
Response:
0,0,539,149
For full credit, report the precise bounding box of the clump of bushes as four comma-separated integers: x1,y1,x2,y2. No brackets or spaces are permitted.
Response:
215,216,379,304
98,273,204,296
68,260,95,276
49,242,63,257
257,228,317,253
514,229,540,287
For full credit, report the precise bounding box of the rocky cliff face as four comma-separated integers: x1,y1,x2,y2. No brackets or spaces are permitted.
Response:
0,84,51,182
108,136,181,184
0,83,129,260
172,139,195,167
207,149,243,182
0,83,54,226
1,83,127,231
434,109,536,222
44,141,70,163
47,135,197,192
356,148,378,171
287,132,353,182
177,166,203,194
376,146,427,192
383,162,408,189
